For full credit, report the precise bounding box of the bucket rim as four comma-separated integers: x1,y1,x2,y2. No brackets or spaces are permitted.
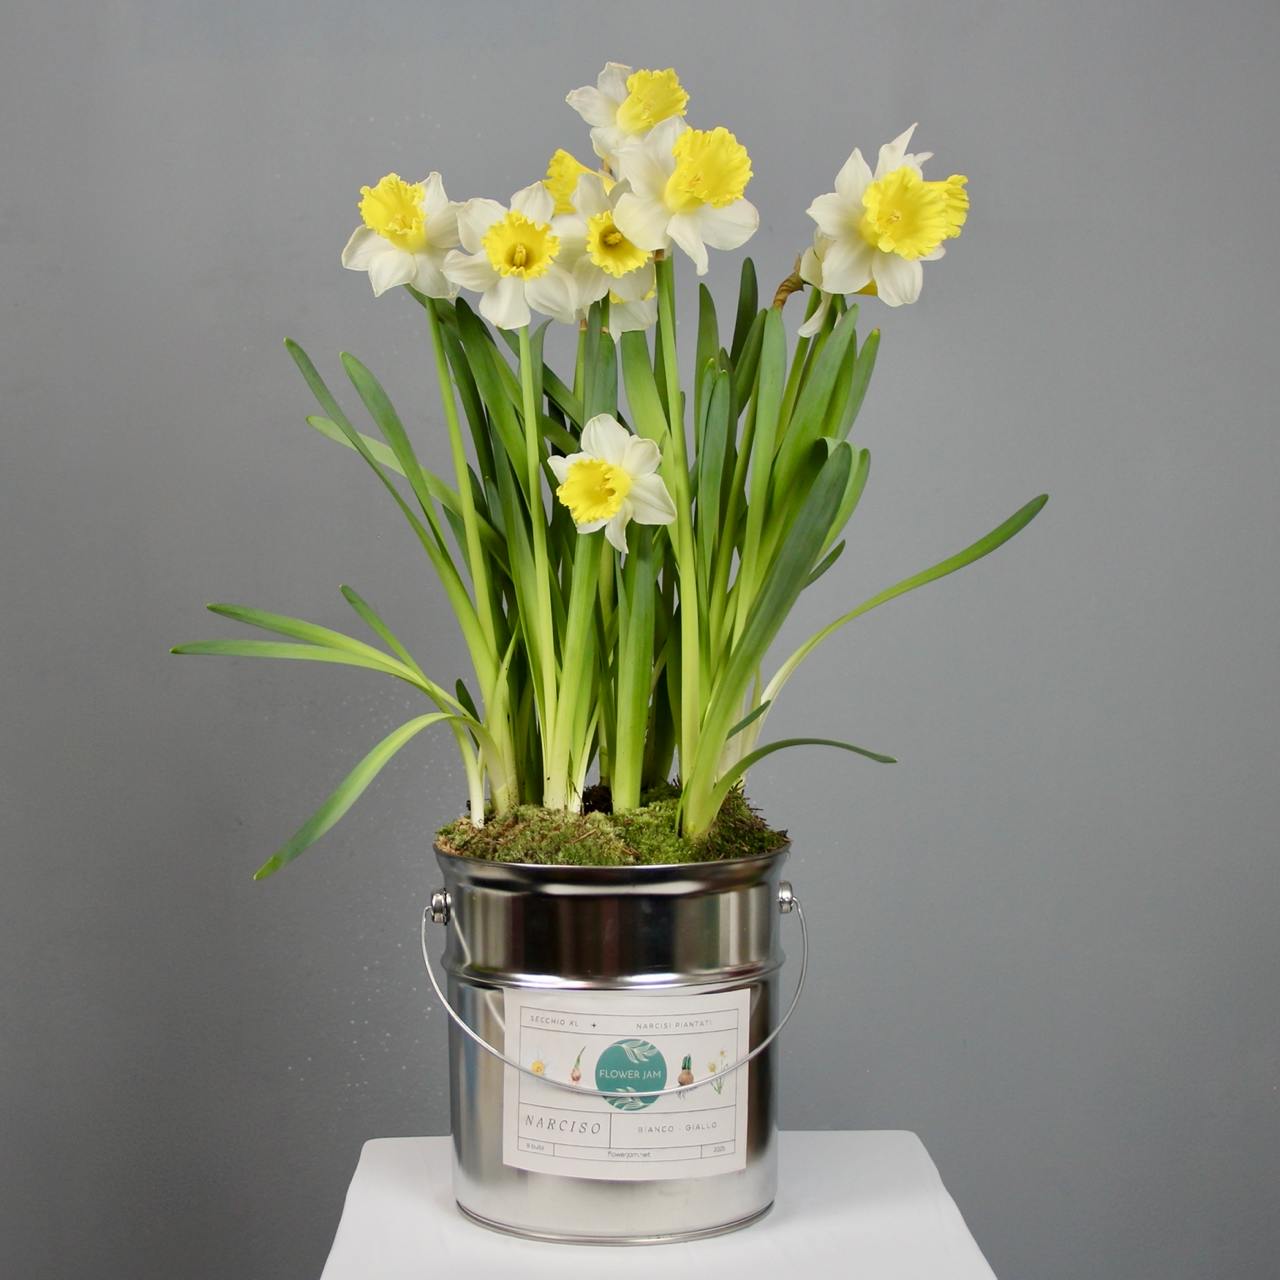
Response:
432,840,791,889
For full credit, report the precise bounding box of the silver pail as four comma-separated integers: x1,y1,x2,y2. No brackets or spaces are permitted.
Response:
421,846,807,1244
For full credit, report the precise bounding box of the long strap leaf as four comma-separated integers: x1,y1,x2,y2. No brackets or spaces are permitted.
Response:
253,713,457,879
705,736,896,818
763,494,1050,709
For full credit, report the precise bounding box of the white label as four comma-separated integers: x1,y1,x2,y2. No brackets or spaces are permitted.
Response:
501,988,750,1181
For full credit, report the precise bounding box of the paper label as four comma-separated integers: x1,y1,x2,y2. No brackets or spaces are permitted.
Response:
501,987,750,1181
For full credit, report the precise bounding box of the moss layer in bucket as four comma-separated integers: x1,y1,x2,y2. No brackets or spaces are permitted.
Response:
436,786,787,866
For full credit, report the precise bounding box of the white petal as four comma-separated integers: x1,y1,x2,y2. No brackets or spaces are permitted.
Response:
627,474,676,525
695,199,758,251
422,172,450,216
608,296,657,338
819,236,876,295
646,117,686,154
922,244,946,261
875,124,918,177
566,85,618,127
613,192,670,251
442,249,499,293
604,509,631,553
573,172,611,219
597,61,631,101
368,248,416,297
510,182,555,225
427,199,460,250
621,434,661,478
578,516,609,534
525,269,577,325
797,291,832,338
800,243,824,288
457,199,506,253
806,191,854,239
480,275,530,330
666,213,709,275
834,148,873,201
872,253,923,306
609,259,654,302
341,226,382,271
614,136,671,203
580,414,631,465
547,455,574,484
411,255,455,300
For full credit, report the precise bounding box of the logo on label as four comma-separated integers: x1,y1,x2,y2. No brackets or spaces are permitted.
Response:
594,1038,667,1110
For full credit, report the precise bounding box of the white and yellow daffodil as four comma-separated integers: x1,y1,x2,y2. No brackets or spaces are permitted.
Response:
529,173,656,327
604,279,658,340
566,63,689,166
341,172,462,298
802,125,968,308
549,414,676,554
612,119,759,275
442,184,563,330
543,148,612,215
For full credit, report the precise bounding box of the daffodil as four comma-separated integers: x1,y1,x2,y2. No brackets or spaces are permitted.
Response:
612,119,759,275
341,172,462,298
549,414,676,553
443,184,562,330
802,124,969,307
543,148,613,215
528,173,655,327
566,62,690,166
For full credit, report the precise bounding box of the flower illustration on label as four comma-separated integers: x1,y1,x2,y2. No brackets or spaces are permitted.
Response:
709,1048,728,1095
594,1038,667,1110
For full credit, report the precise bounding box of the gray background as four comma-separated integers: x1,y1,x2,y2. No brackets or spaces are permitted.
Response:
2,1,1277,1276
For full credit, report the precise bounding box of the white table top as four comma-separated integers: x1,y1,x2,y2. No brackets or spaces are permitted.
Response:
321,1131,996,1278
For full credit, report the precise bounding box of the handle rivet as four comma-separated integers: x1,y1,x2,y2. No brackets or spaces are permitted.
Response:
778,882,796,914
429,888,451,926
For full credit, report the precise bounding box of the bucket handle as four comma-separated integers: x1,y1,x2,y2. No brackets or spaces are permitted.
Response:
419,882,808,1100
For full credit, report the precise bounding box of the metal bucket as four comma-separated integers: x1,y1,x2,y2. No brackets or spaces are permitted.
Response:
421,845,806,1244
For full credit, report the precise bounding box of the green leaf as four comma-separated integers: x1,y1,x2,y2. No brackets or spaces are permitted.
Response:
683,442,855,834
763,494,1051,709
204,603,419,675
835,328,879,441
620,330,670,446
252,713,456,879
804,540,846,589
772,305,860,496
304,415,405,475
339,585,425,680
170,639,420,686
305,417,508,571
726,700,772,740
704,736,896,818
694,284,720,437
729,258,758,365
695,369,732,590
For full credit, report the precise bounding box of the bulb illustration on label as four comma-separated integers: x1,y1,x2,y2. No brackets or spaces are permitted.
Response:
678,1054,695,1087
569,1046,585,1084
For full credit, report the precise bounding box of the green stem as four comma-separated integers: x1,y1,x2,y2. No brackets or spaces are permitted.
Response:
654,254,701,790
517,325,558,800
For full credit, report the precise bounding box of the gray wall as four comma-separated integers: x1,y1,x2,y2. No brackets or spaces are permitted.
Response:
2,2,1277,1276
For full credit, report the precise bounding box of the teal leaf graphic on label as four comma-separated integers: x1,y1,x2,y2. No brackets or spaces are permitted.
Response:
595,1039,667,1110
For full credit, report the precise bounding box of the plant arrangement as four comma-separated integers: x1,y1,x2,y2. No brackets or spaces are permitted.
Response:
174,62,1046,877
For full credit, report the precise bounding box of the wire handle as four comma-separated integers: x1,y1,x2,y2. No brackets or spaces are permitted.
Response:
420,883,808,1100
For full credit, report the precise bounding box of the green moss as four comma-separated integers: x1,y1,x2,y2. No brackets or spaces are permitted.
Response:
435,787,787,866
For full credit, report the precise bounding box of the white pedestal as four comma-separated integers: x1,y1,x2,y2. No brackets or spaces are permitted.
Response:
321,1130,996,1278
